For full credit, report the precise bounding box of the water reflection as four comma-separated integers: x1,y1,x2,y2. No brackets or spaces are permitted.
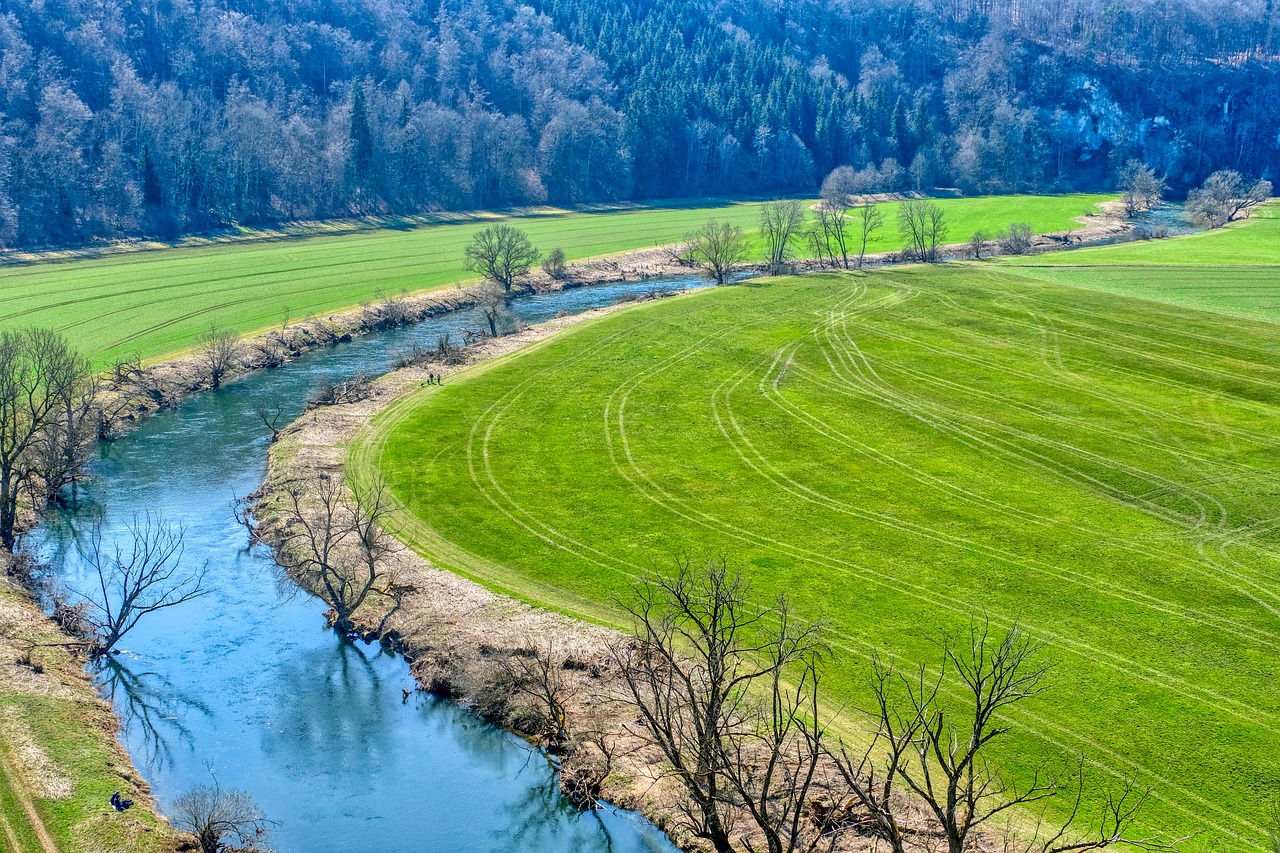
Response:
29,277,703,853
97,658,212,772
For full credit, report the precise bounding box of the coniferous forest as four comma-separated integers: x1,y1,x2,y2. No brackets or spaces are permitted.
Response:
1,0,1275,248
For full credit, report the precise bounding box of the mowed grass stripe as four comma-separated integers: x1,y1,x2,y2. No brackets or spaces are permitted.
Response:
358,270,1280,848
0,194,1110,363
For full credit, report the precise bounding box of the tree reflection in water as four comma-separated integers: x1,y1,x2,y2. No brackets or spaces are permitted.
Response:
96,657,212,773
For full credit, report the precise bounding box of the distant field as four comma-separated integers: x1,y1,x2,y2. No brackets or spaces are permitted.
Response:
0,194,1110,364
355,258,1280,850
1004,205,1280,321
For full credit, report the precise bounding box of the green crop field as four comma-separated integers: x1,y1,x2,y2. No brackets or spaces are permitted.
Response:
354,256,1280,850
1003,204,1280,321
0,194,1109,364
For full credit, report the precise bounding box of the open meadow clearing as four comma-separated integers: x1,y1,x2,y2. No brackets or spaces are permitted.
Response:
1003,205,1280,321
0,194,1109,364
354,254,1280,850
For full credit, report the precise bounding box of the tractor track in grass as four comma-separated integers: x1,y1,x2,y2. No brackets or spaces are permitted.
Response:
592,304,1267,840
0,741,58,853
723,328,1280,720
358,269,1280,850
576,287,1280,730
807,325,1280,621
736,340,1280,654
812,302,1280,613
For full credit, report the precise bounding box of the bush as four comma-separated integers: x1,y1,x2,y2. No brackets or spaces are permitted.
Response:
542,247,567,279
998,222,1033,255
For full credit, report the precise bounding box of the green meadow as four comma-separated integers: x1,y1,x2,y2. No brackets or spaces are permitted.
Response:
1004,204,1280,321
354,221,1280,850
0,194,1109,364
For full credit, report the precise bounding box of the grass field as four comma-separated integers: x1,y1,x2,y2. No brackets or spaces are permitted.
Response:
354,259,1280,850
1003,204,1280,321
0,584,175,853
0,194,1110,364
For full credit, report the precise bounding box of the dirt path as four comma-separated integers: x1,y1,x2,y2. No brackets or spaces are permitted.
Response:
0,742,59,853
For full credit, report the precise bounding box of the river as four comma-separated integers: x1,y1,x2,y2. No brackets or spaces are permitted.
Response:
30,278,709,853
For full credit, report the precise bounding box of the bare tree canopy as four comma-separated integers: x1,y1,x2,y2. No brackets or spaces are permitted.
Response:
897,199,948,263
80,513,208,657
272,473,408,636
820,166,859,208
686,220,748,285
806,206,845,269
1117,160,1166,218
969,229,991,260
614,557,826,853
171,783,271,853
844,619,1178,853
196,325,244,389
463,224,541,292
542,247,568,279
0,328,93,547
759,200,806,276
999,222,1034,255
1186,170,1272,228
855,204,885,269
476,282,511,338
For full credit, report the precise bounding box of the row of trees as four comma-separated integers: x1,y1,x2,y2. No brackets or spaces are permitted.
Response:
1117,162,1272,227
1,0,1276,247
513,557,1180,853
455,193,1075,292
227,458,1183,853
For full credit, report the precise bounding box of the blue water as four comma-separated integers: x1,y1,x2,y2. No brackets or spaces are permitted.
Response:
32,278,708,853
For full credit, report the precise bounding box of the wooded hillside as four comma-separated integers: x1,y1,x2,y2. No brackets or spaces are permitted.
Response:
1,0,1274,247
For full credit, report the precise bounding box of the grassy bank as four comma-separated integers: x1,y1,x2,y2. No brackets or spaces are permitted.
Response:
0,194,1110,365
353,246,1280,850
0,580,176,853
1003,204,1280,321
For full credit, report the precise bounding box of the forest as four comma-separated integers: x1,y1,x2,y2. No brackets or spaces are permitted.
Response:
0,0,1275,248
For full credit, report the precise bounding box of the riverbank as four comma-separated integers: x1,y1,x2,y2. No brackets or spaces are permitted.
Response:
255,288,941,853
1,198,1139,851
0,559,179,853
93,244,702,438
95,198,1134,439
253,293,707,846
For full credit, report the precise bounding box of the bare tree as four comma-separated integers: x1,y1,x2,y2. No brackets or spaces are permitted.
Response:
464,223,541,292
894,621,1053,853
806,207,839,268
999,222,1034,255
715,598,828,853
686,220,749,285
80,513,208,657
542,246,568,279
898,200,948,262
969,229,991,260
501,636,572,751
1117,160,1166,218
760,200,806,275
614,557,826,853
33,352,97,504
855,204,885,269
1187,170,1272,228
197,325,244,389
171,783,271,853
826,656,930,853
255,402,289,442
0,328,93,547
476,282,509,337
272,473,407,636
820,165,859,209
